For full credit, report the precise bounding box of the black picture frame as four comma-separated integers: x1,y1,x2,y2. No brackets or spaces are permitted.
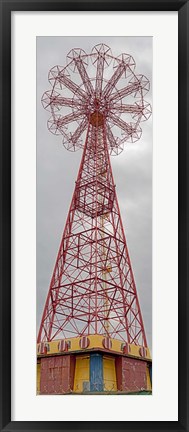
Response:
0,1,188,431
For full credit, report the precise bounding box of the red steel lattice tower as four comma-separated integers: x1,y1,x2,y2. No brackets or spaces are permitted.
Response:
38,44,151,347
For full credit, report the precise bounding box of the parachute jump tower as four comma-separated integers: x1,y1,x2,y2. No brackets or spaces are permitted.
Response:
37,44,152,395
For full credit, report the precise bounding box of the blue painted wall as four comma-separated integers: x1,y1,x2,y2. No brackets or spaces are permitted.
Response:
90,353,103,392
149,363,152,385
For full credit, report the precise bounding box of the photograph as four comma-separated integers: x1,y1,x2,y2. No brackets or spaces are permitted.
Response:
36,36,152,395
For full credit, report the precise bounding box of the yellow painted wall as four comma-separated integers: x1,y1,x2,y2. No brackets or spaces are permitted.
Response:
146,366,152,391
74,355,90,393
103,356,117,392
37,362,41,394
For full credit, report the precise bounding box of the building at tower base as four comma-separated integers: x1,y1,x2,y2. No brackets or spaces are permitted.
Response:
37,335,152,394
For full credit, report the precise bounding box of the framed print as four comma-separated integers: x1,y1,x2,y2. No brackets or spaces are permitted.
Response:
0,1,188,431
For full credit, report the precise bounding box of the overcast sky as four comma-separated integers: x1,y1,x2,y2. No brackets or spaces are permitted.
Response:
37,36,152,351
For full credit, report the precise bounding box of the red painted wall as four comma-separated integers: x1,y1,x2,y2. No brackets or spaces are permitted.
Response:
40,355,75,394
116,356,147,392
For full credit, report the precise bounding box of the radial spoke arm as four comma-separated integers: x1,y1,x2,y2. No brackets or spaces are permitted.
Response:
58,73,87,100
111,103,144,115
49,96,82,109
108,113,133,135
56,111,85,128
110,82,142,102
103,63,126,98
95,56,105,98
106,123,118,148
74,59,94,96
70,117,88,144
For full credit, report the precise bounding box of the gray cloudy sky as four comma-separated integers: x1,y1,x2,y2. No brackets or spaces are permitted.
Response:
37,36,152,351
